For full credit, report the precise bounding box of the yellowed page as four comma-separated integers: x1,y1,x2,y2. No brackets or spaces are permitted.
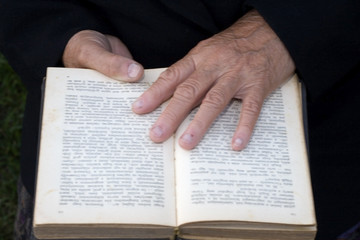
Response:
34,68,176,226
175,76,315,226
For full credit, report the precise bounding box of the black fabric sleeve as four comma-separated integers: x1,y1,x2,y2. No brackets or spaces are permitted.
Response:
243,3,360,239
244,0,360,101
0,0,113,196
0,0,112,89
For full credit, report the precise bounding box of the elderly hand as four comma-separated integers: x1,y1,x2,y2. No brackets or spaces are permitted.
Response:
62,30,143,81
132,10,295,151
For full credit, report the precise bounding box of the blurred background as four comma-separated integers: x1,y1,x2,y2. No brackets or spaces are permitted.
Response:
0,53,26,239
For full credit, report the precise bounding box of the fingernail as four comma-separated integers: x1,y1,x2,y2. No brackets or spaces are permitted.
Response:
128,63,140,78
151,125,164,138
181,133,194,145
233,138,243,149
132,98,143,110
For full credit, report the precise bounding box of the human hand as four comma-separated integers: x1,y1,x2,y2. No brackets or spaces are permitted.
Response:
63,30,143,81
132,10,295,151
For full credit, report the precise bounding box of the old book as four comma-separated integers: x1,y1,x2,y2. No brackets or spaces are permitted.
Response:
33,67,316,240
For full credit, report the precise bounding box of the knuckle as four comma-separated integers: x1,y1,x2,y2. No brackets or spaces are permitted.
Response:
173,81,200,102
159,67,181,82
242,98,263,117
77,45,92,65
194,39,210,49
191,40,219,62
243,53,271,75
202,88,228,110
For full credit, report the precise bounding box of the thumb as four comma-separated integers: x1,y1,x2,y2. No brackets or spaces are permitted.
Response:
63,30,143,82
84,46,144,82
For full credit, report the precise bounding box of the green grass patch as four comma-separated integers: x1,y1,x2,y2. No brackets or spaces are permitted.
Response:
0,53,27,239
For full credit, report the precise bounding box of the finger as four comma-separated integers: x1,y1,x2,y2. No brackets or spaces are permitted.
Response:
132,56,195,114
231,93,264,151
78,44,143,82
148,68,216,143
178,76,238,149
63,30,143,81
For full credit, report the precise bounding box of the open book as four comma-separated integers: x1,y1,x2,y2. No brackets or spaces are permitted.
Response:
33,67,316,240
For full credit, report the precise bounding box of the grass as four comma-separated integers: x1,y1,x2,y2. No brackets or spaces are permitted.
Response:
0,53,27,240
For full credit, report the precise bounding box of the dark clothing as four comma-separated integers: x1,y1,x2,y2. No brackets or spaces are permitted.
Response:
1,1,359,239
14,179,37,240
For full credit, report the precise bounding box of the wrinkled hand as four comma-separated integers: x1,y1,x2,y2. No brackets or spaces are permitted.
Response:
63,30,143,81
132,10,295,151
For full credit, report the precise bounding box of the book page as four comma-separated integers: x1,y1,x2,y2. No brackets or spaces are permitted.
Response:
175,76,315,226
34,68,176,226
